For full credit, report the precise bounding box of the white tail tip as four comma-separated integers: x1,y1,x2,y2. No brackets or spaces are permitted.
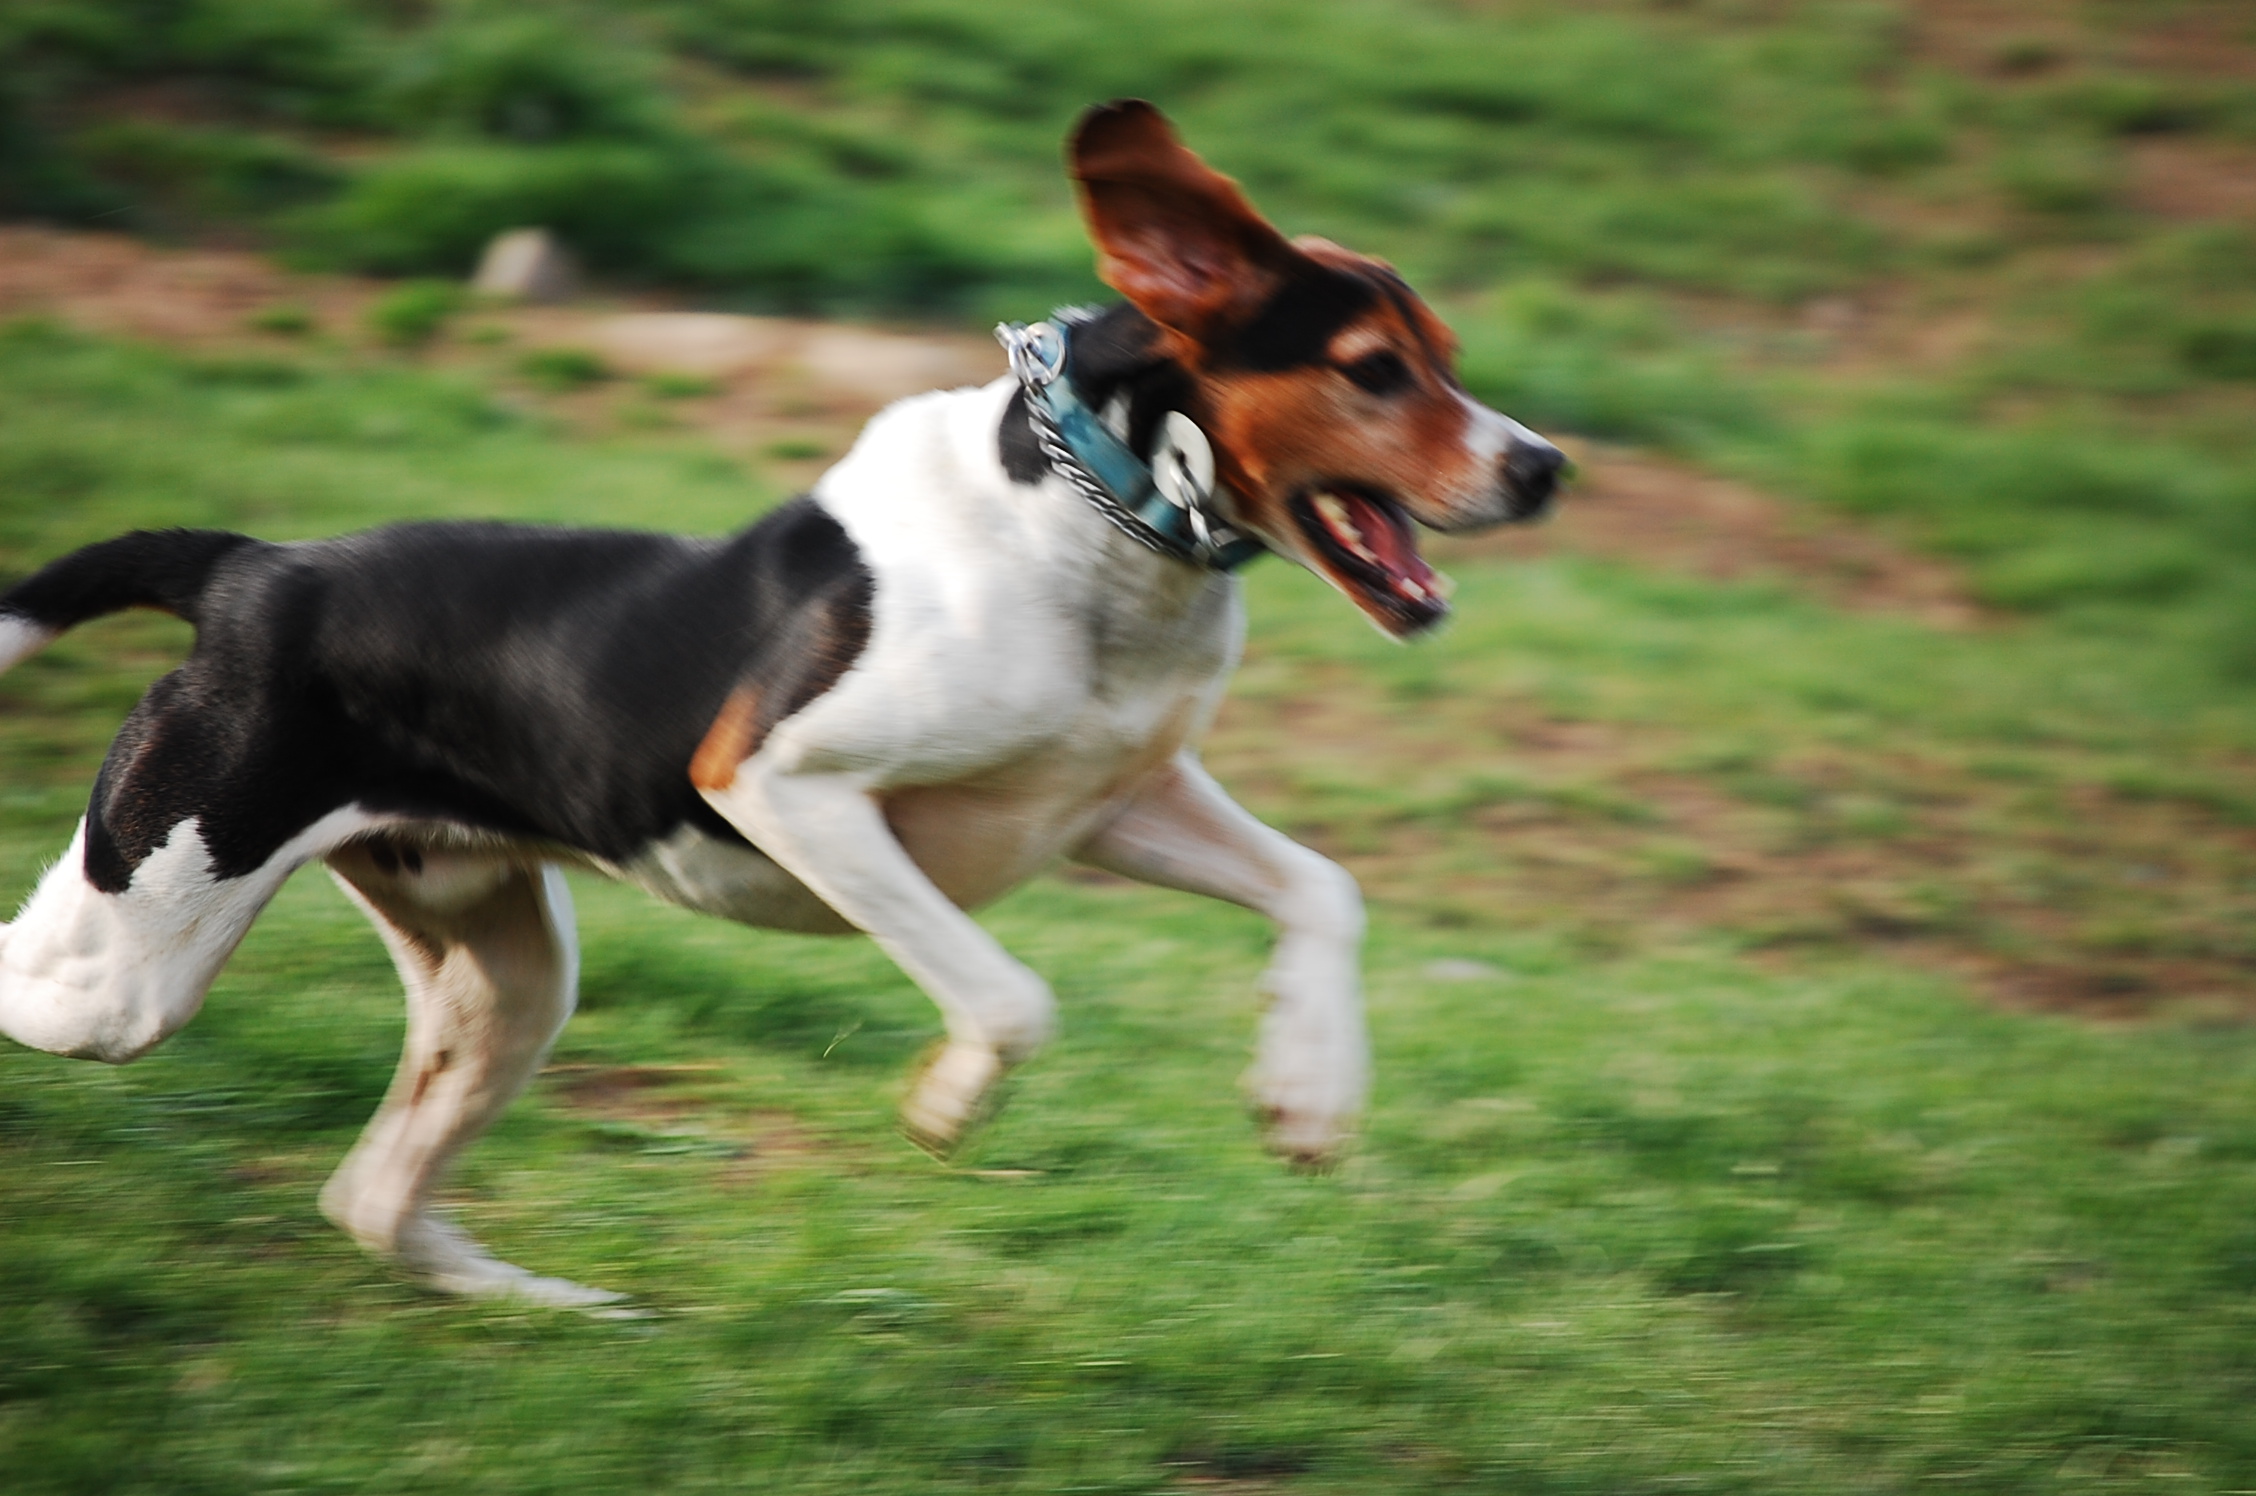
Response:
0,615,58,676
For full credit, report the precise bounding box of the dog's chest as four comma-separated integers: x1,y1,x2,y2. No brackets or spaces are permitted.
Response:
847,541,1240,908
877,671,1211,908
640,572,1234,926
624,664,1215,927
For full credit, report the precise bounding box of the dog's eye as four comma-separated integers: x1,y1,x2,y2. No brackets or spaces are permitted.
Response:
1340,350,1412,396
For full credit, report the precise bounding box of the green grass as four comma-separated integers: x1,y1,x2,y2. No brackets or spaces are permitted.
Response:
3,0,2156,303
3,310,2256,1490
365,279,466,348
7,1,2256,1484
516,346,611,391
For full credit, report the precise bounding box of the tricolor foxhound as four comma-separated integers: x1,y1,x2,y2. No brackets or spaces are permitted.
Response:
0,101,1561,1305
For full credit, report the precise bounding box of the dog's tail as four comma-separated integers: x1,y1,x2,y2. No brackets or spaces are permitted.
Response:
0,529,263,674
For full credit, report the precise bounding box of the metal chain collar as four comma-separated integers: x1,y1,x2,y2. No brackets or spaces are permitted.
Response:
995,317,1265,573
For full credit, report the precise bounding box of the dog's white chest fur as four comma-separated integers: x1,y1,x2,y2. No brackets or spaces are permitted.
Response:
802,377,1243,764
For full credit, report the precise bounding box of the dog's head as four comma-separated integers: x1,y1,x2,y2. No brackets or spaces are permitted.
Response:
1068,100,1563,637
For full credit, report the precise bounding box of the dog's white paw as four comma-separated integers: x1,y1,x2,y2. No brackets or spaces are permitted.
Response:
1251,1095,1358,1170
1263,1113,1352,1169
900,1040,1007,1158
1245,1047,1365,1169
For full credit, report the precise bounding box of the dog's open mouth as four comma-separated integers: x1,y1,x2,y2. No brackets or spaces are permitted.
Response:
1291,486,1449,635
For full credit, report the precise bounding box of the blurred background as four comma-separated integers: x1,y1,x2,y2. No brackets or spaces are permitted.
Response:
2,2,2255,1492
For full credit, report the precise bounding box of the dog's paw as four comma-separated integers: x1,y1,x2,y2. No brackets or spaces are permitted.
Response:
1244,1057,1363,1170
1255,1102,1355,1172
900,1040,1008,1158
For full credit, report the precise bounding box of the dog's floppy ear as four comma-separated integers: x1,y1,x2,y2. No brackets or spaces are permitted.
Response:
1070,100,1300,342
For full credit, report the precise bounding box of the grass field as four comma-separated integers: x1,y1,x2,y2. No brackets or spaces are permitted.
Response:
5,0,2256,1491
2,305,2255,1492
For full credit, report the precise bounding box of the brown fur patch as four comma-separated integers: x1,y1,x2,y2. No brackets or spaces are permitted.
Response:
687,579,874,793
1070,101,1297,338
1197,243,1484,540
690,686,762,791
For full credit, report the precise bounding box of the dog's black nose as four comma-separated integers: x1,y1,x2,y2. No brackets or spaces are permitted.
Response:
1502,441,1565,519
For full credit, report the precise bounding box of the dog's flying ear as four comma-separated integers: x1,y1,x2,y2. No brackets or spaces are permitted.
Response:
1071,100,1300,342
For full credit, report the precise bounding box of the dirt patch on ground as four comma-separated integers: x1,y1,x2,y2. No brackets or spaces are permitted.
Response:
1905,0,2256,82
541,1063,729,1126
1208,669,2256,1022
540,1063,841,1178
1904,0,2088,77
0,227,997,387
0,226,373,342
2117,7,2256,83
2131,137,2256,224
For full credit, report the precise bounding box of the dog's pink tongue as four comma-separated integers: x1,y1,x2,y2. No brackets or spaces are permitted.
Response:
1334,491,1440,600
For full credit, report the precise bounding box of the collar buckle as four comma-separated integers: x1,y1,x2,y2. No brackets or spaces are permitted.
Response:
999,319,1066,389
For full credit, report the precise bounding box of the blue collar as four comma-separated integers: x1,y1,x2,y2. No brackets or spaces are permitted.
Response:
996,315,1266,573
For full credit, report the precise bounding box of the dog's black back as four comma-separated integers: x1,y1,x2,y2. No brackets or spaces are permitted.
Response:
6,498,873,893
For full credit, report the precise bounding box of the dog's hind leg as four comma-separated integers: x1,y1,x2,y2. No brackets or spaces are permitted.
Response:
1,665,382,1064
1072,752,1368,1166
319,845,612,1307
0,810,367,1064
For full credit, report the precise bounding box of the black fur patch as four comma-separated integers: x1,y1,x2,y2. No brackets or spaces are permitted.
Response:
0,528,261,630
1065,307,1197,459
76,498,873,893
998,387,1048,485
1214,265,1377,373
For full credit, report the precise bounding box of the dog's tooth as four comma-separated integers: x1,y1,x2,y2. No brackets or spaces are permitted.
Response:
1398,578,1427,601
1313,492,1380,564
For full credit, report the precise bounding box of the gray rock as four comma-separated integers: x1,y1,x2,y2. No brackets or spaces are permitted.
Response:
471,228,576,303
1423,958,1504,982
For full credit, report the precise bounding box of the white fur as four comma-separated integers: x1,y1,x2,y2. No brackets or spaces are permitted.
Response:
1458,390,1522,472
0,616,58,675
609,823,849,934
1453,391,1558,522
0,808,378,1062
1077,755,1368,1160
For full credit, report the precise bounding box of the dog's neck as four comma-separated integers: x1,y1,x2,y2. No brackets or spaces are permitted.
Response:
997,303,1196,487
1059,304,1200,460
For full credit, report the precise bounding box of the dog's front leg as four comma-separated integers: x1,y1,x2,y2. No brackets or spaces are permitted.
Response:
1073,752,1368,1165
702,765,1054,1153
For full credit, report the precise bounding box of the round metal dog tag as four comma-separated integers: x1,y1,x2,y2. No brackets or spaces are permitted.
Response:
1152,411,1215,512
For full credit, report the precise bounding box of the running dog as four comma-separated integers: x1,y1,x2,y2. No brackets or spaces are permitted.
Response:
0,101,1562,1304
